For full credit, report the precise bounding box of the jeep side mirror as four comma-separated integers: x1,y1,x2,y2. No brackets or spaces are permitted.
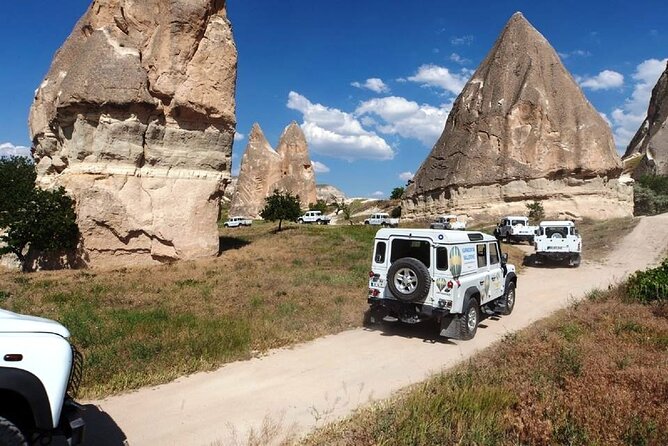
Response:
502,253,508,263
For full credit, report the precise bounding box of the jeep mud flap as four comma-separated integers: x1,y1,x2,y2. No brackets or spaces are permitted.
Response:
439,315,458,338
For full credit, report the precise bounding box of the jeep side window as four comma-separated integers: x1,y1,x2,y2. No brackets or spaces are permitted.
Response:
436,247,448,270
489,243,499,265
477,244,487,268
375,242,386,263
390,239,431,267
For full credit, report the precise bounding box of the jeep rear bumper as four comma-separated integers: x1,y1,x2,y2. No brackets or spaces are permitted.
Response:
367,297,450,322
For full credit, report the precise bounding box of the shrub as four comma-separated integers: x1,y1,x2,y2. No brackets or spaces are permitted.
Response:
390,187,404,200
390,206,401,218
526,200,545,221
626,259,668,303
634,183,668,216
308,199,328,214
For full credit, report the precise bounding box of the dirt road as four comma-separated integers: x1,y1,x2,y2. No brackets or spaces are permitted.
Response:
86,214,668,446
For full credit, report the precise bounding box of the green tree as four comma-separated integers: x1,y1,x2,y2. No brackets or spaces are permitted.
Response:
526,200,545,222
308,199,328,214
390,187,405,200
0,157,79,271
260,189,302,231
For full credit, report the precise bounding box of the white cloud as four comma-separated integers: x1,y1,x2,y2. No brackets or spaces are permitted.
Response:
355,96,450,146
449,53,470,65
399,171,414,182
407,64,470,96
559,49,592,59
287,91,394,161
0,143,31,158
610,58,667,148
371,191,385,198
312,160,330,173
451,35,474,46
234,132,245,142
578,70,624,91
351,78,390,94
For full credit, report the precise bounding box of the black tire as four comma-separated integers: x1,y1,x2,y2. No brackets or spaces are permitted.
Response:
570,254,581,268
0,417,27,446
498,282,516,316
364,221,370,225
386,258,431,302
455,296,480,340
298,219,303,224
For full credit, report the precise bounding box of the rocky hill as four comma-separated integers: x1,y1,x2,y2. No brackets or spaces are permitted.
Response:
404,12,632,220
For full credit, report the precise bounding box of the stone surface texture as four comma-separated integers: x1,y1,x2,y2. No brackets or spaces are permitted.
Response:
29,0,237,267
229,123,317,218
623,61,668,177
316,184,346,204
404,12,631,220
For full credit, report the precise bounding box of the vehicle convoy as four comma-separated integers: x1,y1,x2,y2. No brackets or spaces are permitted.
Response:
0,310,85,446
534,220,582,266
364,213,400,227
429,214,466,230
494,216,537,244
366,228,517,340
297,210,331,225
223,216,252,228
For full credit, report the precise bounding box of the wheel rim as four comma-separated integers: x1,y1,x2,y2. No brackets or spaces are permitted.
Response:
467,306,477,331
506,289,515,309
394,268,418,294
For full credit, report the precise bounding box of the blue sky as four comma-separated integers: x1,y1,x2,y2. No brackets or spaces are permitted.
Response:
1,1,667,198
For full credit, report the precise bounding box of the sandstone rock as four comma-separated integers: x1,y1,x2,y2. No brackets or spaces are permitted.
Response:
229,122,317,218
623,61,668,177
29,0,237,268
316,184,347,204
404,12,631,220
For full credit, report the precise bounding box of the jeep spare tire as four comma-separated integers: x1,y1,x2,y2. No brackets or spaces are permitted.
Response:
387,257,431,302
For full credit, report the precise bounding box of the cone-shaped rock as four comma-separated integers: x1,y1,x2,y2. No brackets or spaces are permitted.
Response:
229,124,281,218
29,0,237,267
275,122,317,206
623,61,668,177
404,12,632,220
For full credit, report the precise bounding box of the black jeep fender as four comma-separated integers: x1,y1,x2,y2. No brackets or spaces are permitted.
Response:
504,272,517,290
0,368,53,430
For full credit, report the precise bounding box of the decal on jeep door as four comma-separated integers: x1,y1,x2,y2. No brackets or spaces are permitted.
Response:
436,278,448,292
449,246,462,277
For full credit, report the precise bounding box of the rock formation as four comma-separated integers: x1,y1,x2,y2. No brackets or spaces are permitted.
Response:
404,12,632,220
316,184,346,204
623,61,668,177
229,122,317,218
29,0,237,267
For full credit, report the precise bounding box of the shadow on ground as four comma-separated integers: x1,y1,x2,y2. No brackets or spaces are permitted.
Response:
50,404,127,446
218,236,251,254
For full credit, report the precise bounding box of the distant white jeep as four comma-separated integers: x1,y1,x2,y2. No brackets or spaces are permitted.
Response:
364,213,399,227
297,211,331,225
534,220,582,266
430,214,466,230
223,216,252,228
366,228,518,340
494,216,537,244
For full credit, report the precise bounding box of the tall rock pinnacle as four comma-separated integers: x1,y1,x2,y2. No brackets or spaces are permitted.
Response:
229,122,318,218
404,12,632,220
623,61,668,177
29,0,237,267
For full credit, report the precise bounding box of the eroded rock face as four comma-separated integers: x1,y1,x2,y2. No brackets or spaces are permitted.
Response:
623,61,668,177
316,184,346,204
229,122,317,218
29,0,237,267
404,12,631,220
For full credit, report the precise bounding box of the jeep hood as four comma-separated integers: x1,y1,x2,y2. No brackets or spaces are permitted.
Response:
0,309,70,338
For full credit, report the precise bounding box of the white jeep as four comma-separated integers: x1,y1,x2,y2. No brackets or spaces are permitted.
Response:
364,213,399,227
430,214,466,230
494,216,537,244
534,220,582,266
0,310,85,445
297,211,331,225
366,228,517,340
223,216,252,228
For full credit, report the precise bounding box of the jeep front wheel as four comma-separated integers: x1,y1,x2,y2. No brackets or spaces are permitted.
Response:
456,296,480,340
0,417,27,446
498,282,515,316
386,258,431,302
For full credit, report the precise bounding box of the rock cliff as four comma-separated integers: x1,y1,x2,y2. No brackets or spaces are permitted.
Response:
623,61,668,177
229,122,317,218
29,0,237,267
404,12,632,220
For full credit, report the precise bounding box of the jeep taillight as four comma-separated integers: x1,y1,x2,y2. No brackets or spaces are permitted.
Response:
369,289,380,297
368,271,375,278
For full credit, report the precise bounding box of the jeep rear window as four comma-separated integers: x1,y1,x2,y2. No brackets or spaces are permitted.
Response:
374,242,386,263
545,227,567,238
390,239,431,267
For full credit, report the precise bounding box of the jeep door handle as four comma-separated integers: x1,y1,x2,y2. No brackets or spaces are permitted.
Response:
479,281,484,285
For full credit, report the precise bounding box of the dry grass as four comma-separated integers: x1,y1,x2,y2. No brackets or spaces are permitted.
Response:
303,285,668,446
578,216,640,261
0,222,377,398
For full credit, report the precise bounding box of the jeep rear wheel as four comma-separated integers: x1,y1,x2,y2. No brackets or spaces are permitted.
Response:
456,296,480,340
386,258,431,302
0,417,27,446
